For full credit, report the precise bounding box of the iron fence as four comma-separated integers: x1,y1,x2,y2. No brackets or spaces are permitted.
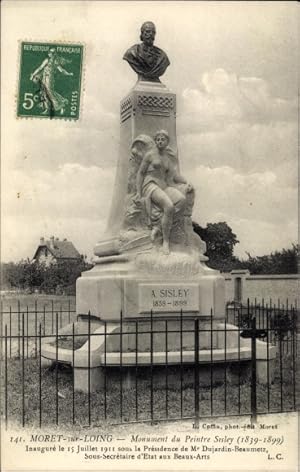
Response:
226,299,298,355
0,299,76,358
0,300,299,428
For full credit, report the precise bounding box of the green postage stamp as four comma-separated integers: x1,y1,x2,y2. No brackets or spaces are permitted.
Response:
17,42,83,119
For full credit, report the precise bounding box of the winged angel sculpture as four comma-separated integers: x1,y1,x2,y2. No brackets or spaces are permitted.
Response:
122,130,206,257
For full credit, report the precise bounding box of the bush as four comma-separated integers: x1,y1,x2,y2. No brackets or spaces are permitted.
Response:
1,259,93,294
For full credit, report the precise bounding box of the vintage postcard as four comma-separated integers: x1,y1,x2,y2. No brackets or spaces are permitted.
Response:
1,1,299,471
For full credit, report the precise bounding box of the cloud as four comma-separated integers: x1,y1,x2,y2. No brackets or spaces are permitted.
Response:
3,215,105,263
231,218,298,259
2,163,116,261
178,69,297,133
2,64,297,261
185,165,298,257
6,162,296,262
178,70,298,259
10,103,119,174
179,120,297,184
187,164,297,225
3,163,115,219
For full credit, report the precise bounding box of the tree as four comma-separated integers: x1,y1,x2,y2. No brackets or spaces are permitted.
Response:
193,220,299,274
242,244,299,274
1,258,93,294
1,259,44,291
40,259,93,294
193,221,240,271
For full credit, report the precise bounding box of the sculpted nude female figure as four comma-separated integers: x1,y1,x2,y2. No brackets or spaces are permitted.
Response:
134,130,193,254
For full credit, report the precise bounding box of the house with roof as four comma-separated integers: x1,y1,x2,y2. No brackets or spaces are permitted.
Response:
33,236,82,266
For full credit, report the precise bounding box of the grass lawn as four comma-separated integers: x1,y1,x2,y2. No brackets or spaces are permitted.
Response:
1,294,299,430
1,352,299,430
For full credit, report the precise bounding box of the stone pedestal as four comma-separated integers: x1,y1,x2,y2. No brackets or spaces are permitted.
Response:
95,81,177,257
70,77,247,393
76,254,225,321
74,367,104,393
78,83,225,322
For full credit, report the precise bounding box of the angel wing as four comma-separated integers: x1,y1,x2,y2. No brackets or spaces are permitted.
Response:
127,134,156,193
131,134,156,161
165,145,179,168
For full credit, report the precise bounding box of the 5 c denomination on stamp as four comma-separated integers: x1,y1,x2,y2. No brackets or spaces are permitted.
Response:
17,42,83,119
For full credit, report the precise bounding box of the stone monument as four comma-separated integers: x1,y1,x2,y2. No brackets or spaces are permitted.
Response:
41,23,275,392
77,21,225,320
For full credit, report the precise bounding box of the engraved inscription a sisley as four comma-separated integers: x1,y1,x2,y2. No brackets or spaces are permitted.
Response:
139,283,199,313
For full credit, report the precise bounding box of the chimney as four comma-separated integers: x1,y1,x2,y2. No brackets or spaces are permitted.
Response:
40,237,45,245
50,236,55,249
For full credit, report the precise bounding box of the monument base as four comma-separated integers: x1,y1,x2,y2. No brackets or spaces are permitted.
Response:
76,252,225,321
40,316,276,393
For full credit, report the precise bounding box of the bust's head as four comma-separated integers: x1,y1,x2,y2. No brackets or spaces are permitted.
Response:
140,21,156,46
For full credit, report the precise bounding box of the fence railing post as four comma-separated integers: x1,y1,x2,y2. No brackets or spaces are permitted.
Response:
9,306,12,359
55,312,59,426
165,319,168,419
292,307,296,410
120,310,123,423
266,305,270,412
39,323,42,428
251,315,257,423
135,320,138,421
88,311,91,426
0,300,3,339
26,306,29,359
43,305,46,336
17,300,21,358
104,321,107,420
210,309,214,416
72,322,75,425
35,300,38,358
194,317,199,428
180,310,183,419
5,324,8,429
22,313,25,427
150,310,154,424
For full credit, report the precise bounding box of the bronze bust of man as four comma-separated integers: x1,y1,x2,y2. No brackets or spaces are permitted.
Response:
123,21,170,82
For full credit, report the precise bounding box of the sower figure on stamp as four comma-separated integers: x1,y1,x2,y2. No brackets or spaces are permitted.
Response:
30,48,73,115
123,21,170,82
133,130,194,255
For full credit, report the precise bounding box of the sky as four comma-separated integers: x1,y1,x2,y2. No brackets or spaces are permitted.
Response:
1,1,298,262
